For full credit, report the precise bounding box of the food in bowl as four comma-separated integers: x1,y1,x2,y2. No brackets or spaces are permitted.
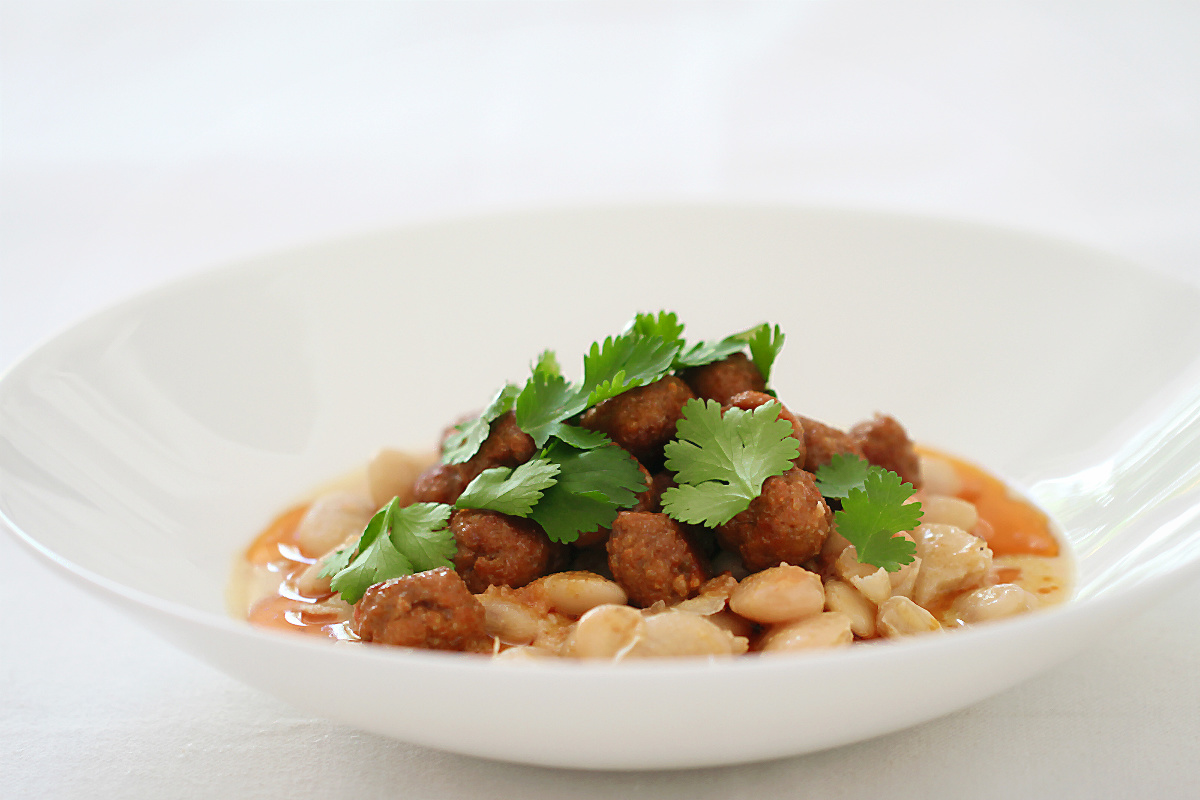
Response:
231,312,1070,658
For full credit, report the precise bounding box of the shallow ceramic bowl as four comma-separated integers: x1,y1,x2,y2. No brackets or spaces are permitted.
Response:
3,206,1200,769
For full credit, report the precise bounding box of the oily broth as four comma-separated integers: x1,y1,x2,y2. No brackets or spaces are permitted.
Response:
231,450,1074,651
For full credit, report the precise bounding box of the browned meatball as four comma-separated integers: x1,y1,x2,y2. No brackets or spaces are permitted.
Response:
352,567,490,652
579,376,694,465
607,511,710,607
726,390,806,467
450,508,565,593
681,353,765,405
414,411,537,505
717,468,832,572
573,463,655,548
795,415,863,473
411,462,468,505
473,411,536,471
849,413,922,489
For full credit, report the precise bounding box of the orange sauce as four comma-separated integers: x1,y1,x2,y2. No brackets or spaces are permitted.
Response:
246,504,310,565
932,451,1059,558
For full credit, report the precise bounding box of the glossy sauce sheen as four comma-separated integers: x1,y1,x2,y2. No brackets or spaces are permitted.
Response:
241,456,1069,641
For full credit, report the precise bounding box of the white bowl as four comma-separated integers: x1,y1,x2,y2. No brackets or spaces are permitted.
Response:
3,205,1200,770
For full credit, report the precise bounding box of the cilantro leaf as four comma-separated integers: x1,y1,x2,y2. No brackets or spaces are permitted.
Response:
673,335,748,369
624,311,685,342
834,469,922,572
661,398,800,527
814,452,882,499
529,440,646,543
324,499,456,603
514,371,586,447
532,349,561,378
546,423,611,450
454,459,561,516
745,323,785,383
579,332,681,405
388,502,456,572
442,383,520,465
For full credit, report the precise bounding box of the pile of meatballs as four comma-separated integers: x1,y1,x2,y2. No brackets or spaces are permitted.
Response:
351,352,923,656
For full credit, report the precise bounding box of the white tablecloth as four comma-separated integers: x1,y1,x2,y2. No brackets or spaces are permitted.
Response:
3,2,1199,796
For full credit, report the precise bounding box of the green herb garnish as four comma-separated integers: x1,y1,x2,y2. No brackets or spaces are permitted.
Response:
529,440,647,543
321,500,456,604
442,383,521,465
814,454,922,572
454,459,561,517
659,398,800,527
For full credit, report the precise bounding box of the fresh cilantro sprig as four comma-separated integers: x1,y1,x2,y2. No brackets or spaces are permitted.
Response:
579,333,680,405
623,310,685,342
454,459,561,516
320,500,456,604
530,440,647,543
660,398,800,527
814,454,922,572
442,383,520,465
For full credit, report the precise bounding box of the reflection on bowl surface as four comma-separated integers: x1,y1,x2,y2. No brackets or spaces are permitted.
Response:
2,206,1200,769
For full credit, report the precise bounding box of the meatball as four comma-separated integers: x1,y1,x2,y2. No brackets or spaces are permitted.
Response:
607,511,710,607
451,509,565,593
717,468,832,572
849,413,922,489
413,411,536,505
579,376,694,465
726,390,806,467
795,415,863,473
472,411,536,472
681,353,765,405
352,567,490,652
411,462,469,505
574,462,656,548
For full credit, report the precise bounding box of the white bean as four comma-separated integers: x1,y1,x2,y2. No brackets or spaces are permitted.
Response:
912,523,993,608
367,449,433,508
538,571,628,617
476,589,543,646
675,574,739,616
823,580,876,638
849,566,892,606
919,455,962,496
949,583,1037,625
729,565,824,624
565,604,645,659
876,596,941,638
921,495,979,532
295,492,375,558
758,612,853,653
626,609,746,658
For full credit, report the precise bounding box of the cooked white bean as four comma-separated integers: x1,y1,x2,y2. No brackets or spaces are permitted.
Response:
565,604,646,659
294,560,334,597
477,590,543,646
706,609,755,639
823,580,876,638
367,448,433,508
921,495,979,532
729,564,824,624
912,523,993,608
876,596,941,638
295,492,375,557
834,545,878,582
949,583,1037,625
888,555,922,599
759,612,853,653
820,527,851,560
539,571,627,617
675,574,739,616
626,609,746,658
494,644,555,662
919,455,962,496
849,566,892,606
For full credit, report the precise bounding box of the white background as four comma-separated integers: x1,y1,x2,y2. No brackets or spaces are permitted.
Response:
3,2,1200,797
